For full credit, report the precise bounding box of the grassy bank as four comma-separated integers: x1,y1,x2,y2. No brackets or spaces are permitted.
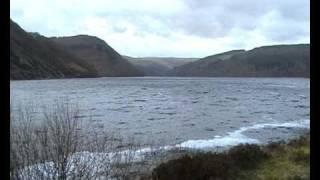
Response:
252,135,310,180
151,134,310,180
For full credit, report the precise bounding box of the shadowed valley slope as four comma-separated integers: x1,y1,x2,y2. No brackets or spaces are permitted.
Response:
10,20,143,80
51,36,143,77
10,20,98,80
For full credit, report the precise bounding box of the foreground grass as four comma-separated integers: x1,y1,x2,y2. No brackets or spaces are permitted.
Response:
252,136,310,180
151,134,310,180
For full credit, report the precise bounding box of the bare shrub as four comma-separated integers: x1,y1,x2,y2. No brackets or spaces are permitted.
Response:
10,100,148,180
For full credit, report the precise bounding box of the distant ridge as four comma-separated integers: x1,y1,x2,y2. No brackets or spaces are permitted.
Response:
10,19,309,79
174,44,309,77
124,56,198,76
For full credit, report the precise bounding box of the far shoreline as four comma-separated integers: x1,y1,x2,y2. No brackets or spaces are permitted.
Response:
10,76,310,82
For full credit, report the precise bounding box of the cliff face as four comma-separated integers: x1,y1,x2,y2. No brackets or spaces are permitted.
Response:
51,36,143,77
10,20,98,80
174,45,310,77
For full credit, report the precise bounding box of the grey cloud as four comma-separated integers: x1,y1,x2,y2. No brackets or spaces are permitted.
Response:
160,0,310,39
10,0,309,57
66,0,309,41
264,21,309,42
113,26,127,33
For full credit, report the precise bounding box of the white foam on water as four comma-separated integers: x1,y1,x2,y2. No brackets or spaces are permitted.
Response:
178,133,259,149
176,119,309,149
268,84,297,88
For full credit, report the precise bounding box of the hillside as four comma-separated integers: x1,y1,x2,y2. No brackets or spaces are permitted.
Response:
10,20,98,80
10,19,309,79
51,36,143,77
10,20,144,80
125,56,197,76
174,44,310,77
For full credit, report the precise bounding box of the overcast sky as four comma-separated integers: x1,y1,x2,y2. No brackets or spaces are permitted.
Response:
10,0,309,58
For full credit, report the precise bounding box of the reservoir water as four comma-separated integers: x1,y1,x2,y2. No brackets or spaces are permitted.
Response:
10,77,310,150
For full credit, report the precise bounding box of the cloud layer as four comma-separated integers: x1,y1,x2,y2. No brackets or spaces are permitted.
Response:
10,0,309,57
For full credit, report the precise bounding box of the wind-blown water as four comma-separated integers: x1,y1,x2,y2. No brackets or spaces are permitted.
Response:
10,77,310,149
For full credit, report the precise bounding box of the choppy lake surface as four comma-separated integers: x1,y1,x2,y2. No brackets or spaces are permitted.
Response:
10,77,310,149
